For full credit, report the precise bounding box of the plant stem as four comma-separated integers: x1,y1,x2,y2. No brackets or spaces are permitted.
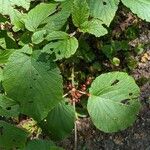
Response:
71,65,77,150
77,90,88,95
69,31,77,37
62,91,70,98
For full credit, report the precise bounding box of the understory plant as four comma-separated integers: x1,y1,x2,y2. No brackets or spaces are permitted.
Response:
0,0,150,149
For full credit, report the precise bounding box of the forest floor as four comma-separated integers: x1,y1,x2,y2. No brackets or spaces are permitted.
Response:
0,3,150,150
59,21,150,150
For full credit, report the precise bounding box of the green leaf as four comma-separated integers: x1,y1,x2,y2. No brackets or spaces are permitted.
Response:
18,31,32,46
72,0,89,27
32,30,47,44
0,0,31,12
71,0,108,37
46,31,69,41
0,14,8,23
0,30,17,49
54,0,66,1
0,0,31,30
121,0,150,22
10,10,25,32
0,94,19,117
46,101,75,139
43,31,78,60
43,0,72,31
24,3,58,31
112,57,120,66
77,38,95,62
24,139,63,150
87,0,119,26
24,139,54,150
80,19,108,37
19,45,33,55
0,121,28,149
0,68,2,81
0,50,14,64
101,40,129,59
3,51,63,121
87,72,141,133
60,0,74,14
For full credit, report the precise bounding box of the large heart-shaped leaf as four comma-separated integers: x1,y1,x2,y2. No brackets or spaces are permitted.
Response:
121,0,150,22
0,121,28,149
3,49,63,121
87,72,141,132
